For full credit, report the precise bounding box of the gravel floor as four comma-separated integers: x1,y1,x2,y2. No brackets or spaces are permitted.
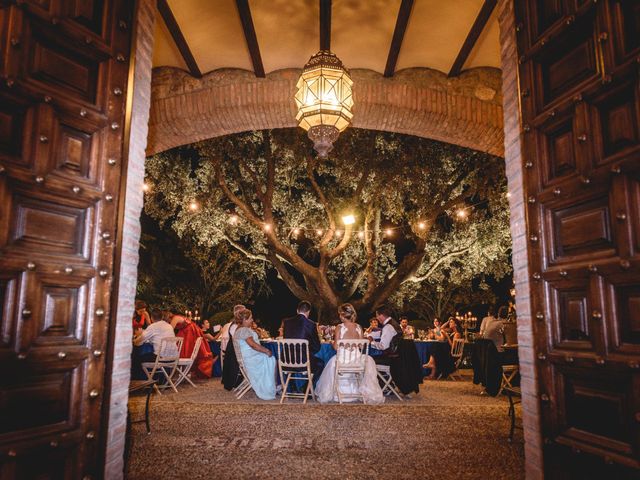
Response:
126,379,524,480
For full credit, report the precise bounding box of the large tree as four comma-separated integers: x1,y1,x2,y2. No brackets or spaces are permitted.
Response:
144,128,511,322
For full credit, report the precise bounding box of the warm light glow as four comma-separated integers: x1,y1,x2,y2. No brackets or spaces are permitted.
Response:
293,228,301,236
357,231,364,239
316,228,323,236
342,214,356,225
385,228,393,237
229,214,239,225
417,221,426,230
142,182,150,192
263,223,272,232
506,192,512,198
189,201,198,211
295,50,354,158
456,209,467,219
335,230,343,238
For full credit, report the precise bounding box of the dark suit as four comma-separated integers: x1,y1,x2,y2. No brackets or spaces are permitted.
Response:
282,313,323,377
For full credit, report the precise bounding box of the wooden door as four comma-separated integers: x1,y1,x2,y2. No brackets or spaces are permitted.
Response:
0,0,134,478
516,0,640,476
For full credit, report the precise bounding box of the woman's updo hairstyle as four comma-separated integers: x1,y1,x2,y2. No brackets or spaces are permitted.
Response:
338,303,357,323
238,309,252,322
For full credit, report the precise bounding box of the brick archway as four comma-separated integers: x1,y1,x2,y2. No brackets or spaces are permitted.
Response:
147,66,504,156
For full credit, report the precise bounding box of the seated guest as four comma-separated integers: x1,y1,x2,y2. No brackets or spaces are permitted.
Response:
220,305,246,363
132,300,151,331
368,305,402,365
252,320,271,339
173,312,214,379
431,318,447,342
200,319,216,341
364,318,381,338
479,306,505,351
446,317,463,345
132,310,176,378
233,309,277,400
283,301,323,377
400,316,415,339
222,306,245,390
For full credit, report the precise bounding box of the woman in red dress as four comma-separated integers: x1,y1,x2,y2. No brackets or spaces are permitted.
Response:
172,312,214,379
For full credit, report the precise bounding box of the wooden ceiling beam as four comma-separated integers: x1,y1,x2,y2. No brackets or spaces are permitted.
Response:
236,0,265,78
384,0,414,77
320,0,331,51
448,0,497,77
157,0,202,78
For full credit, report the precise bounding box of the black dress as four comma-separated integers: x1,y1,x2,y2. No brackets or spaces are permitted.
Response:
221,330,242,390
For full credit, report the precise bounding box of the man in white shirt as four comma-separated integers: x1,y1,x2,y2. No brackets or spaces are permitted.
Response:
479,306,504,351
133,311,175,357
368,305,402,364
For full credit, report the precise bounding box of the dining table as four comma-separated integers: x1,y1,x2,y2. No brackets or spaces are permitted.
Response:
413,340,455,378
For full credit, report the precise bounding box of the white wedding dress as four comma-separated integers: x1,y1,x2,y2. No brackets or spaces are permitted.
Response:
315,324,385,404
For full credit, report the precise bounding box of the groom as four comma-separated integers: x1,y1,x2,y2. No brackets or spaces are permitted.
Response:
368,304,402,365
282,301,324,378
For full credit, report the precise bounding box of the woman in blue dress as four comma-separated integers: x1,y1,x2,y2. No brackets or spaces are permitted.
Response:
233,309,277,400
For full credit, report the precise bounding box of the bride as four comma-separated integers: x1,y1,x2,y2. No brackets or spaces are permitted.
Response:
315,303,384,404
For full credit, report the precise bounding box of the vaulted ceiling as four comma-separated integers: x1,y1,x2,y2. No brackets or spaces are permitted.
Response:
152,0,501,79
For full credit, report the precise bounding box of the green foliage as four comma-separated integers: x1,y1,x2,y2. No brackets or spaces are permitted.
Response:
144,128,512,316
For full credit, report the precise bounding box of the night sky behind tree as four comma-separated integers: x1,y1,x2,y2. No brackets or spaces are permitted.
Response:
143,128,512,324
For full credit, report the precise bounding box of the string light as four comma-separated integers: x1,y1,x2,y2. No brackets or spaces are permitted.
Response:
417,221,426,230
456,209,467,219
263,223,272,232
316,228,323,236
342,214,355,225
384,228,393,237
229,214,239,225
506,192,512,198
335,229,343,238
293,227,301,236
357,231,364,239
189,201,198,211
142,182,150,192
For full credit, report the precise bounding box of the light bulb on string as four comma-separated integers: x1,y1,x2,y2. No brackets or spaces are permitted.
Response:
335,230,343,238
417,221,426,230
293,227,301,236
456,209,467,219
342,214,355,225
263,223,272,232
385,228,393,237
229,214,239,225
189,201,198,211
316,228,323,236
357,231,364,239
142,182,150,193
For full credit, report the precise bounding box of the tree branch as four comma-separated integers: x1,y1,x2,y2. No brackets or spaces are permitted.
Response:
306,157,337,250
403,245,472,284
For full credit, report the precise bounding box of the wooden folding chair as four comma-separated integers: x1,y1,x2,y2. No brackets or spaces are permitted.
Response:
141,337,183,394
376,364,403,401
174,337,202,388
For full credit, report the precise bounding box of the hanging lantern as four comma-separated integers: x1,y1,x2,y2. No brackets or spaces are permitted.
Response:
295,50,354,158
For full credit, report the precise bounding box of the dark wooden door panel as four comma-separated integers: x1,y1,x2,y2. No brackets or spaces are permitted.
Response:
0,0,133,476
517,0,640,474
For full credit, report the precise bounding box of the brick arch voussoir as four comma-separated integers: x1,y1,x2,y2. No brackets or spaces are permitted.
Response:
147,66,504,156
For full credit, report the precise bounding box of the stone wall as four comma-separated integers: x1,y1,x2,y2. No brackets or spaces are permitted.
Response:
147,66,505,156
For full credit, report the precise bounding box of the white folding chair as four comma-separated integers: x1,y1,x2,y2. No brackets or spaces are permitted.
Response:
376,364,403,401
141,337,183,394
232,339,253,399
449,338,466,381
277,339,315,404
174,337,202,388
334,340,369,404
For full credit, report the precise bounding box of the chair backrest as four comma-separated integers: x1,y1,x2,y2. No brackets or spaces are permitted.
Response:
277,339,310,369
184,337,202,362
335,339,369,369
157,337,183,363
502,322,518,345
451,338,465,358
